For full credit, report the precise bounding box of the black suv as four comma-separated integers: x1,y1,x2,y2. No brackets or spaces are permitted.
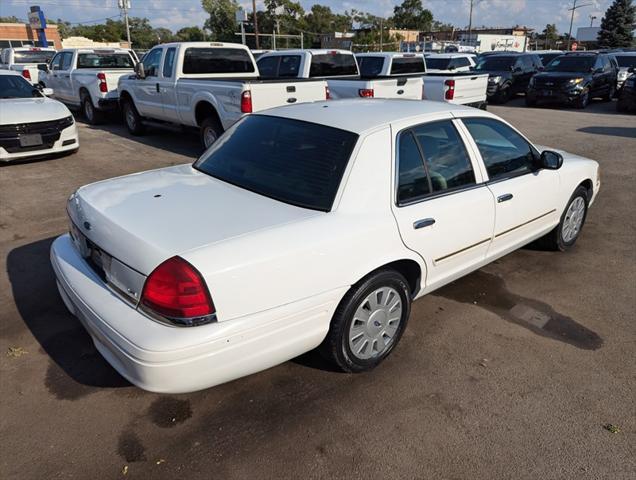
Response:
617,69,636,112
473,52,543,103
526,52,618,108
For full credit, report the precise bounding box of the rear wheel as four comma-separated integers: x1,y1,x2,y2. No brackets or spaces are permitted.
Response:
539,186,589,251
82,93,103,125
603,83,616,101
525,96,537,107
319,270,411,373
122,98,145,135
200,116,223,150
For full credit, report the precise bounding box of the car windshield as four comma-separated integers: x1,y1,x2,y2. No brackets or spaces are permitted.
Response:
0,74,40,99
13,50,55,64
474,56,515,71
195,115,358,211
77,52,134,69
309,53,358,77
357,56,385,77
425,58,452,69
545,56,594,72
616,55,636,68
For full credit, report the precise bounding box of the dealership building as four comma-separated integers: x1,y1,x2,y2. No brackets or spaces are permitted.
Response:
0,22,62,50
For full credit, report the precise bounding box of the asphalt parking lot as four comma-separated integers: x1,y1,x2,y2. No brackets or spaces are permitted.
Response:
1,98,635,479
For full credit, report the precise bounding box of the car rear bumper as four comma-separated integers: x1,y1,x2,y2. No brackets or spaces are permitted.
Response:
0,124,79,162
50,234,343,393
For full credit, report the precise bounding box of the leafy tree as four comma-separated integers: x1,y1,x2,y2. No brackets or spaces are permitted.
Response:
202,0,239,42
391,0,433,30
0,16,23,23
176,26,205,41
597,0,635,48
153,27,175,44
542,24,558,49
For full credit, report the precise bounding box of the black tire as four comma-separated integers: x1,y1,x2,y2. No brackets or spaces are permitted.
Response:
539,186,589,251
495,86,512,104
525,96,537,107
122,98,145,136
82,93,103,125
200,116,223,150
319,269,411,373
616,99,628,112
603,83,616,101
574,89,590,109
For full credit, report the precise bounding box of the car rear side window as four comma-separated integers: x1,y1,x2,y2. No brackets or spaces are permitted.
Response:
278,55,301,77
309,53,358,77
183,48,255,74
77,52,134,69
463,118,537,181
194,115,358,212
257,56,278,77
162,47,176,78
358,56,385,77
391,57,425,74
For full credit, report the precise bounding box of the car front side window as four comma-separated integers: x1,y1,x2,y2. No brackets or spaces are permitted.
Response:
142,48,162,77
50,53,62,70
463,118,537,181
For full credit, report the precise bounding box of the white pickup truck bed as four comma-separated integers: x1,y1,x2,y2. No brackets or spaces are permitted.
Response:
422,72,489,108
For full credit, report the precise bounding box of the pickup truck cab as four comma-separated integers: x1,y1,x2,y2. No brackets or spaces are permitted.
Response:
39,48,136,124
356,52,488,109
0,47,56,85
118,42,328,148
423,53,476,73
526,52,618,109
257,49,423,100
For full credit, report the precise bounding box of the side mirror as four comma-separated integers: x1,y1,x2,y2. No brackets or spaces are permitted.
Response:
628,66,634,73
41,87,54,96
134,62,146,79
37,64,49,72
540,150,563,170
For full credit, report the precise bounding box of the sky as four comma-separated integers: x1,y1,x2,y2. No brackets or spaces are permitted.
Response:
0,0,614,35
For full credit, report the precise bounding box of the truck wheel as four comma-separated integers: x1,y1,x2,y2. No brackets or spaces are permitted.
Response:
82,93,103,125
200,117,223,149
538,186,589,251
122,99,145,136
319,269,411,373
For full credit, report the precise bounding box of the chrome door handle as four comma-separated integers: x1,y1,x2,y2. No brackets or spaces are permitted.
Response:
497,193,513,203
413,218,436,229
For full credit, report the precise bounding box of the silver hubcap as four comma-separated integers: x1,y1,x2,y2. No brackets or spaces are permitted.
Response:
84,101,93,121
348,287,402,360
203,127,217,148
562,196,585,243
126,106,136,129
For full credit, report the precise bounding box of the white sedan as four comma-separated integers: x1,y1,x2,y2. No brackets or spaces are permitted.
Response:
0,70,79,162
51,100,600,393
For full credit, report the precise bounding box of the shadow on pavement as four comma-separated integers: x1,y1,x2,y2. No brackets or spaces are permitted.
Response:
577,126,636,138
6,237,130,396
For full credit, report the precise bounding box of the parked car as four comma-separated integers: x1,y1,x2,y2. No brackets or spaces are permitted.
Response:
424,53,476,73
355,52,488,108
474,52,543,103
39,48,137,124
257,49,423,100
0,47,57,85
0,70,78,162
533,50,564,68
51,99,600,393
526,52,618,108
118,42,328,148
616,70,635,112
614,52,636,90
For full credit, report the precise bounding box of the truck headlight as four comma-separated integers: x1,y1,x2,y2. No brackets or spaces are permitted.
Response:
489,75,501,84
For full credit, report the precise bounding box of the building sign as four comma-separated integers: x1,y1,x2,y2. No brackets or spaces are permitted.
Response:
28,10,46,30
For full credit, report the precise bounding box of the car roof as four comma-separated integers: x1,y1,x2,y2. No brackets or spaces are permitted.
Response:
356,52,423,58
426,53,472,59
0,69,21,76
262,49,353,56
12,47,56,51
259,99,479,135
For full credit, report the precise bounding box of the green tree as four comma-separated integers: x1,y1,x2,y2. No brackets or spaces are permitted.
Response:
202,0,239,42
542,24,558,49
0,16,23,23
597,0,635,48
391,0,433,30
176,26,205,41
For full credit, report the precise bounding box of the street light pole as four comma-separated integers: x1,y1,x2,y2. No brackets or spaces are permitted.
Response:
252,0,260,49
589,15,597,27
118,0,132,47
468,0,473,45
567,0,593,50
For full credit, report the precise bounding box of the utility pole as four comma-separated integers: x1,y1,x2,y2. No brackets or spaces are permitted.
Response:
468,0,473,45
567,0,593,50
118,0,132,47
252,0,260,49
379,17,383,52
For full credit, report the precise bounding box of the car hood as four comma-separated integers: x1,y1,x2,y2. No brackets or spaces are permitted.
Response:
534,71,589,81
0,97,71,125
68,164,321,275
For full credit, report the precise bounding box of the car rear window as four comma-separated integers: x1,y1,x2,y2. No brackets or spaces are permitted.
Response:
194,115,358,212
13,50,55,64
390,57,425,74
475,56,516,71
77,52,134,69
358,56,385,77
183,48,255,74
309,53,358,77
424,58,452,70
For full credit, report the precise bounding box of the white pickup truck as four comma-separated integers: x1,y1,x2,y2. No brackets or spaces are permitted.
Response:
0,47,56,85
118,42,328,148
38,48,136,124
256,49,424,100
356,52,488,109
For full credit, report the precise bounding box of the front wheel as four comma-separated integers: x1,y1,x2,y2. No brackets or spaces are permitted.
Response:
574,89,590,109
122,99,145,136
319,270,411,373
540,186,589,251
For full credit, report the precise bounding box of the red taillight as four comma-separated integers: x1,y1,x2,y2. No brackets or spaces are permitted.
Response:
22,69,31,80
444,79,455,100
97,72,108,93
241,90,253,113
141,256,215,323
358,88,374,98
325,85,331,100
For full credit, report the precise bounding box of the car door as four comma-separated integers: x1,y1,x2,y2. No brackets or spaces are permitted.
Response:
46,52,63,92
390,116,495,290
591,56,606,96
460,116,560,259
55,52,75,102
133,47,164,117
157,46,177,121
